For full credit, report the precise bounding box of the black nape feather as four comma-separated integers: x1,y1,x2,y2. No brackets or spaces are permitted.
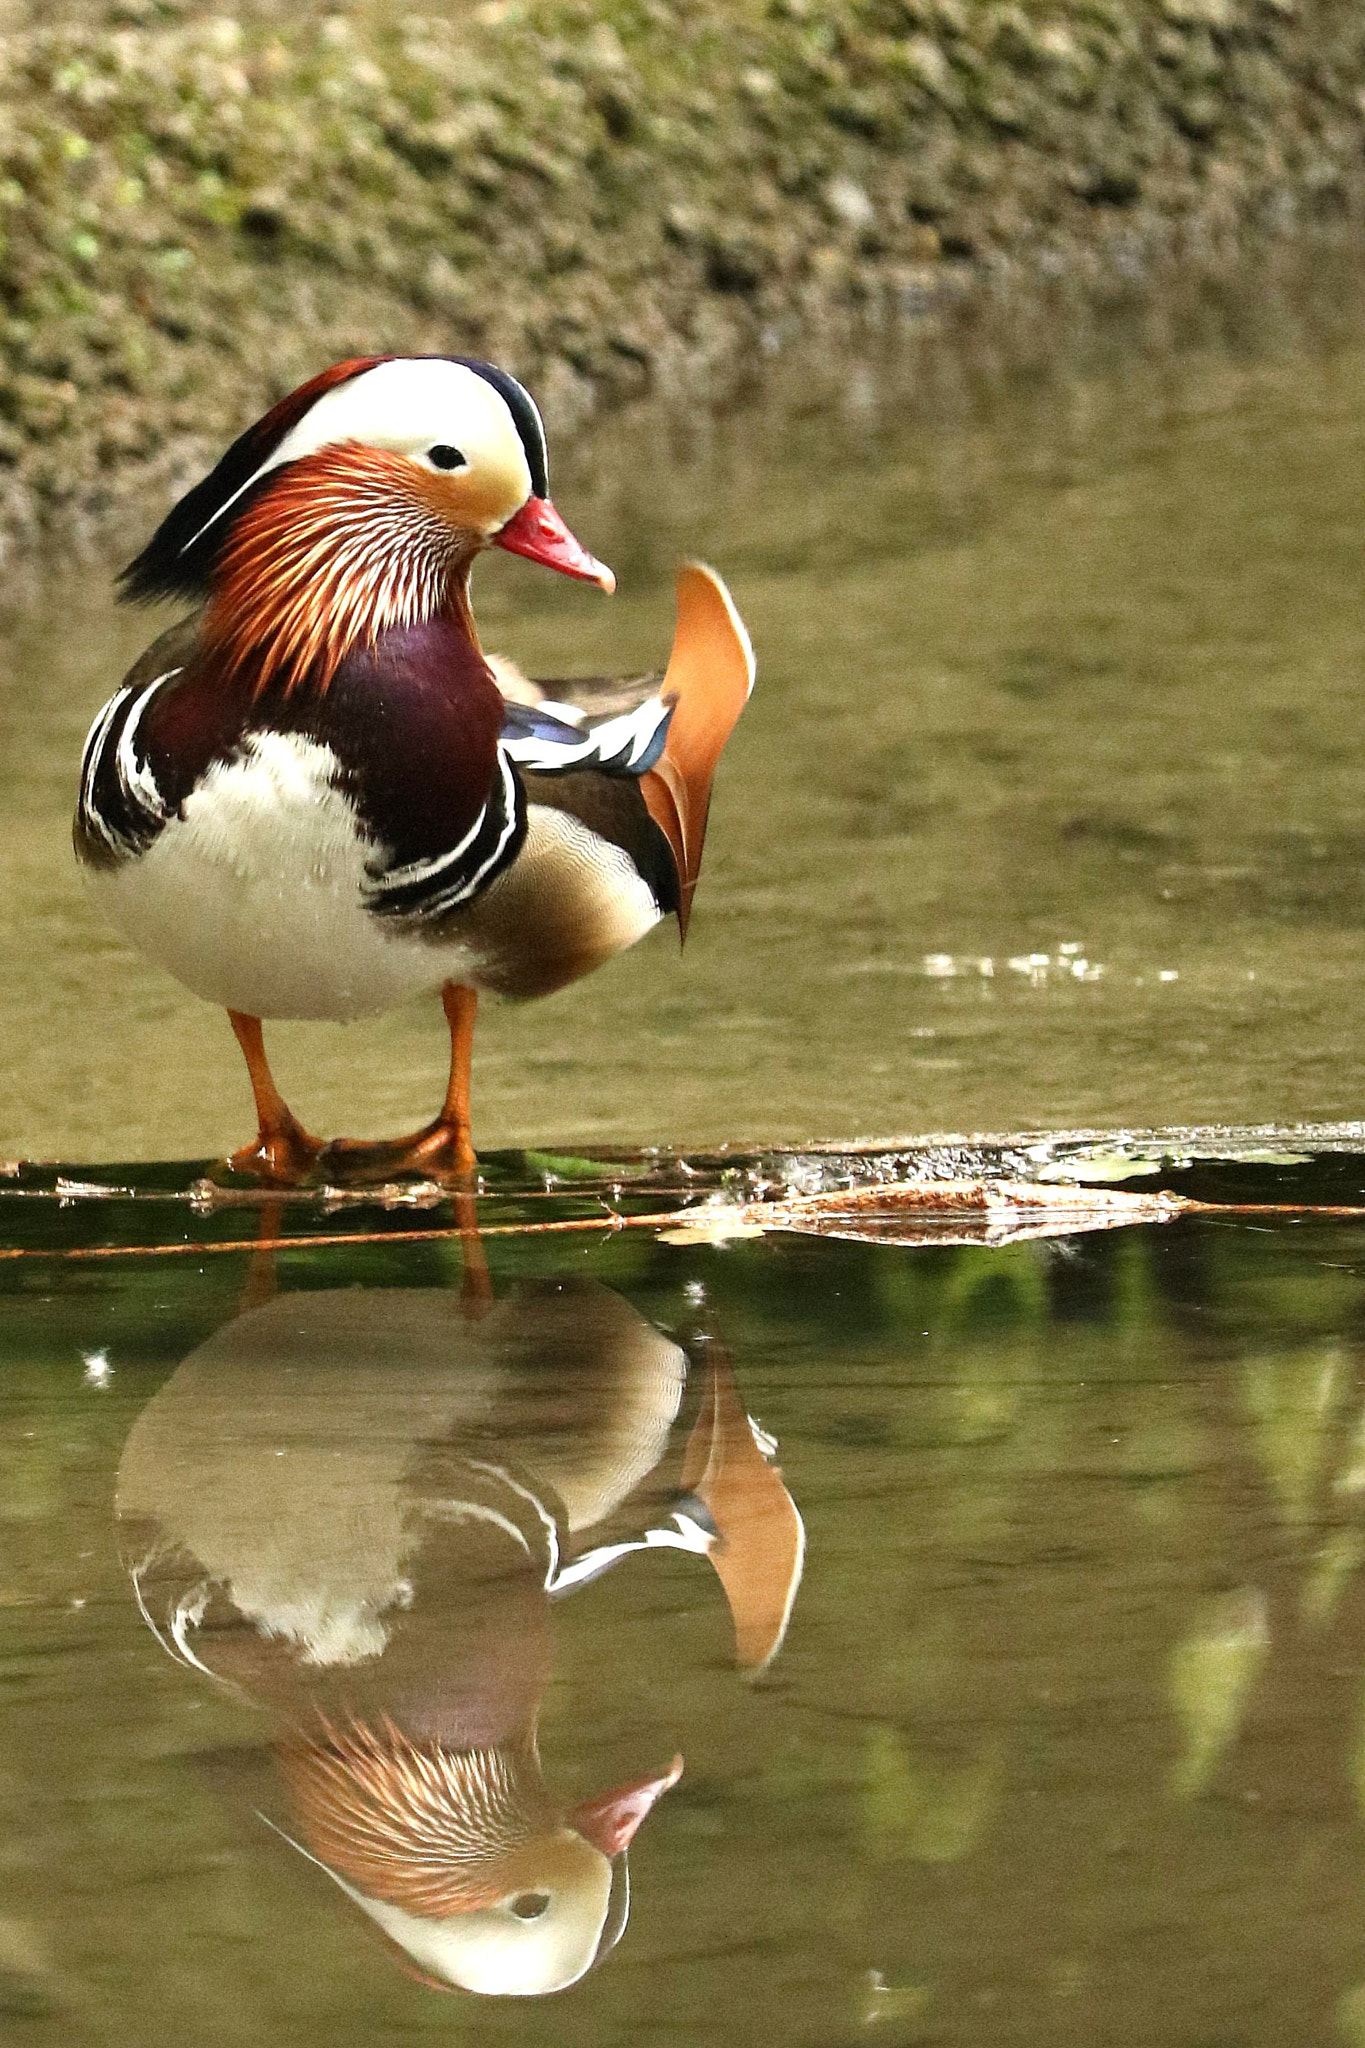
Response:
453,357,549,499
118,465,266,608
117,355,388,607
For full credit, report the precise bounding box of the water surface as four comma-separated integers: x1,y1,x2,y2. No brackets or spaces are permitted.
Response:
4,1147,1365,2043
6,334,1365,1160
7,307,1365,2044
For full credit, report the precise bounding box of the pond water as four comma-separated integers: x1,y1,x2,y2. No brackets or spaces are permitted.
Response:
4,1144,1365,2045
7,318,1365,1160
7,298,1365,2042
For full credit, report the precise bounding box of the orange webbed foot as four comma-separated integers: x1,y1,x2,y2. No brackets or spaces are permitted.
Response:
320,1118,477,1186
224,1011,324,1186
227,1116,325,1186
321,986,479,1185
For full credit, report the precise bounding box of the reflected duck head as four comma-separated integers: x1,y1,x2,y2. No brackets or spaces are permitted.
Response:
277,1716,681,1996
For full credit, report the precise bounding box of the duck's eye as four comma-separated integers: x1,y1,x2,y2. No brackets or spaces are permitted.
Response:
508,1892,551,1920
427,444,467,471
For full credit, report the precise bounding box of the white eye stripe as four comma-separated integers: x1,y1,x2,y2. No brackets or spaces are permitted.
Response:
181,360,533,554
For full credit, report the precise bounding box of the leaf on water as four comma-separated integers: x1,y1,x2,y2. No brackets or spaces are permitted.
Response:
753,1179,1187,1249
1168,1587,1269,1800
653,1179,1187,1248
1035,1151,1174,1183
1037,1146,1311,1183
658,1197,767,1245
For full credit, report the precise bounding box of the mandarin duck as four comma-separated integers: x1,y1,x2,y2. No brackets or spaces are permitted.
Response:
116,1276,804,1995
75,356,754,1180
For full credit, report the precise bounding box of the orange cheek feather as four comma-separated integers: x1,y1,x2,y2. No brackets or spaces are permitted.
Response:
205,446,469,695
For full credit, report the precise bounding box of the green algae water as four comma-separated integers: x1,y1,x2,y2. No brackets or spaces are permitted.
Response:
2,1144,1365,2044
9,329,1365,1161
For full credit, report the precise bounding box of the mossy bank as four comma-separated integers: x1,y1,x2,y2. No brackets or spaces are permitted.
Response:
3,0,1365,551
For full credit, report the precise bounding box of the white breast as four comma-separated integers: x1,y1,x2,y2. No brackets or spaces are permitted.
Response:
86,731,475,1021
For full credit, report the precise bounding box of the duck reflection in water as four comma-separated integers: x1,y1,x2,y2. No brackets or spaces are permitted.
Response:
115,1269,804,1996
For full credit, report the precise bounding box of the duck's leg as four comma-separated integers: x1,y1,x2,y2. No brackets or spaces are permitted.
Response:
324,983,479,1182
454,1188,495,1316
396,982,479,1177
238,1198,284,1312
435,983,479,1173
225,1011,323,1183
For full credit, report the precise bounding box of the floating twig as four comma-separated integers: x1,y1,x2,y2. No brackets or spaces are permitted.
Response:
1,1178,1364,1262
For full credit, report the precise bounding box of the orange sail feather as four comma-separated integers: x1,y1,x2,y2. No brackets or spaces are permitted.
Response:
642,562,755,941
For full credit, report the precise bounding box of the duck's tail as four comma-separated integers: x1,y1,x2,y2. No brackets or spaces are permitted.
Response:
641,562,755,942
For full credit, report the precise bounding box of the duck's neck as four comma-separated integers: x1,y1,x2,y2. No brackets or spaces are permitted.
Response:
279,1722,554,1915
445,565,479,650
203,446,482,696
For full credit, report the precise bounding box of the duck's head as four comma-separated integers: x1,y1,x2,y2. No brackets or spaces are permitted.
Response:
119,355,614,691
278,1719,681,1997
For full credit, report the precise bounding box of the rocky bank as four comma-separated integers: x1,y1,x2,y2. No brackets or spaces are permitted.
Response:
2,0,1365,550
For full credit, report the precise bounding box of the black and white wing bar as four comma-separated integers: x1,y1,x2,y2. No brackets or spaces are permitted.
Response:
76,670,178,864
499,694,674,779
362,749,527,922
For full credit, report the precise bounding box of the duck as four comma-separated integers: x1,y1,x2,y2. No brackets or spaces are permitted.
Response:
115,1275,804,1996
74,355,755,1181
